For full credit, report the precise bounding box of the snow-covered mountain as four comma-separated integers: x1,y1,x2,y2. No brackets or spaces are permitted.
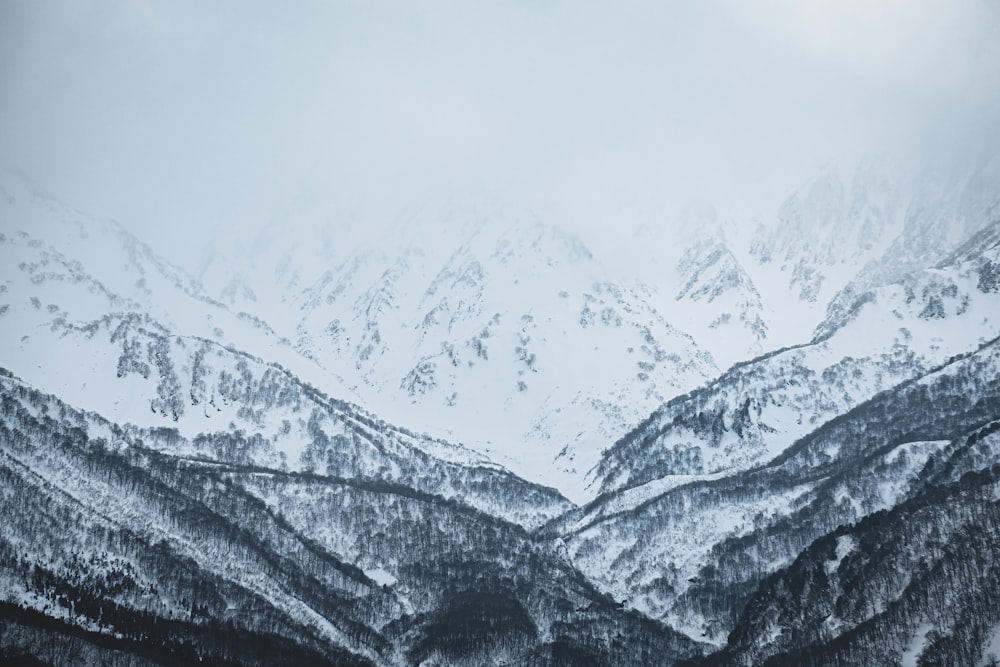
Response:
594,217,1000,496
673,236,768,368
164,150,1000,508
2,145,999,665
195,206,718,503
0,175,710,665
0,176,572,529
748,158,910,304
550,215,1000,647
607,153,1000,377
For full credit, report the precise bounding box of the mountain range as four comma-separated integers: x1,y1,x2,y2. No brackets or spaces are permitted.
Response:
2,148,999,665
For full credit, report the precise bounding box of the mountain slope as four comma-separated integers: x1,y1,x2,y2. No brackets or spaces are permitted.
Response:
555,332,1000,645
200,210,718,502
1,175,581,528
697,433,1000,667
554,225,1000,644
594,220,1000,497
0,172,358,404
673,237,768,369
0,369,707,666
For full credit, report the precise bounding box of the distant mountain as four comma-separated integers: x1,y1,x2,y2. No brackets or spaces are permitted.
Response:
595,215,1000,497
178,151,1000,506
749,158,909,305
673,236,768,369
197,207,718,503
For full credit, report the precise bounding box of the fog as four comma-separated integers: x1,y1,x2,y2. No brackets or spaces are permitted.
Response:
2,0,999,265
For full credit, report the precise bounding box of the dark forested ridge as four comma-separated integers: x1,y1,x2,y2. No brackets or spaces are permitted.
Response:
695,463,1000,666
0,370,704,666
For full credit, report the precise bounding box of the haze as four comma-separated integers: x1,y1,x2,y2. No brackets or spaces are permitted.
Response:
2,0,999,266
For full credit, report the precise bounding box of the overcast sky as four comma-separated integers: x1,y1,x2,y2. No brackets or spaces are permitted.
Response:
2,0,999,260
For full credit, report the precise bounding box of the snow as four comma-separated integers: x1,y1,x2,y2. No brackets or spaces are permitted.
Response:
977,622,1000,667
363,568,397,587
824,535,856,576
901,622,935,667
823,613,843,636
192,213,720,503
8,158,997,506
566,471,728,534
877,440,950,507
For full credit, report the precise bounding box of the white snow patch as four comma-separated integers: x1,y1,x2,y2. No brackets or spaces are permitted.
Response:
824,535,856,576
977,622,1000,667
901,622,935,667
363,568,397,587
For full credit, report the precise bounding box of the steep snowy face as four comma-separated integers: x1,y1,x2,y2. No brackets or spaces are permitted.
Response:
586,157,965,371
819,152,1000,328
748,159,908,304
673,237,768,369
0,173,362,402
287,214,718,503
651,150,1000,370
194,219,342,317
0,175,211,328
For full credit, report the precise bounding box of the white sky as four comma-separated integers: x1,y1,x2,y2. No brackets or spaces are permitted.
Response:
2,0,999,262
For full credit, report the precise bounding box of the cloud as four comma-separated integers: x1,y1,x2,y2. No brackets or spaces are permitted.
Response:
2,0,998,259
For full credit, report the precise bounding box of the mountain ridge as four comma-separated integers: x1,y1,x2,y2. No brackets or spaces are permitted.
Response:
3,152,999,664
